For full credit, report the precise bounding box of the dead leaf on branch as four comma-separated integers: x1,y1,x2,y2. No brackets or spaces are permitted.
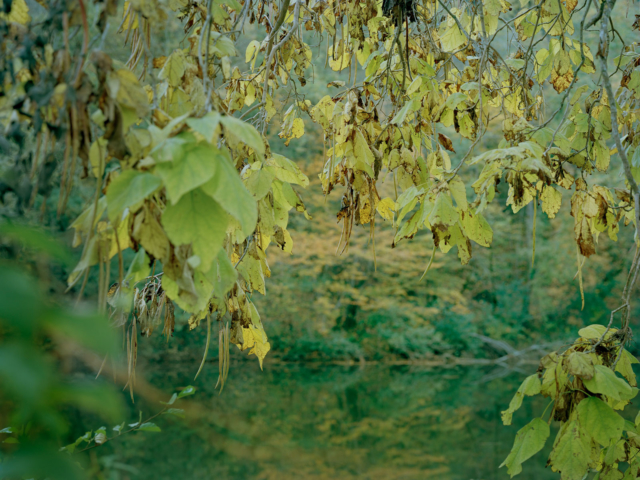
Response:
438,133,456,153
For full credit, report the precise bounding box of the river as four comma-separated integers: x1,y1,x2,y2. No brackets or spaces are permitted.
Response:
86,361,559,480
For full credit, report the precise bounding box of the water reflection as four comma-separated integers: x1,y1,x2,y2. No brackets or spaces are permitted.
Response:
101,363,556,479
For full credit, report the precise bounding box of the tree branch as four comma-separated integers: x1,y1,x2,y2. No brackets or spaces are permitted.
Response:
597,0,640,337
260,0,295,127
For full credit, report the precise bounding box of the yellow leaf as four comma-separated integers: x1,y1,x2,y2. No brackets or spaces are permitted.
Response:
244,82,256,106
159,49,186,88
460,210,493,247
107,69,150,118
89,138,108,178
377,197,397,221
540,186,562,218
428,192,458,227
3,0,30,24
353,130,375,175
439,22,467,52
245,40,260,67
291,118,304,138
449,177,468,209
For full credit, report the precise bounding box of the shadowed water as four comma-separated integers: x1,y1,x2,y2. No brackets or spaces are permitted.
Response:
90,362,557,480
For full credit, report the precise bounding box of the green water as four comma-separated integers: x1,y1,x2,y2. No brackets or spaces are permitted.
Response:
93,363,558,480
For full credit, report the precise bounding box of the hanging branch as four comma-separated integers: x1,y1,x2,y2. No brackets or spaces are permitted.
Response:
596,0,640,343
260,0,300,132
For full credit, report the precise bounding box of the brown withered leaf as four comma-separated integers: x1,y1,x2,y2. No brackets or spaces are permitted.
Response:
153,56,168,69
564,351,595,380
550,69,574,93
161,297,175,341
614,188,632,204
575,216,596,257
564,0,578,12
594,193,609,225
438,133,456,153
106,282,119,306
621,73,631,88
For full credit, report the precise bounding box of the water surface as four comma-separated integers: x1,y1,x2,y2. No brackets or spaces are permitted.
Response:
100,362,556,480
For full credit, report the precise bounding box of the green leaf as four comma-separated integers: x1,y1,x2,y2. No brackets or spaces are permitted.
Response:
106,170,162,222
501,374,541,425
616,349,639,387
209,32,238,58
244,166,275,200
155,142,218,204
500,418,550,477
428,192,458,227
186,111,221,143
237,254,266,294
89,138,108,178
161,271,211,314
137,422,161,432
70,197,107,239
150,135,192,164
536,49,555,83
391,98,419,125
177,385,196,398
584,365,636,402
125,248,150,285
158,49,186,87
163,408,185,418
449,177,467,209
444,92,468,110
577,397,624,446
579,324,617,340
548,420,592,480
163,393,178,405
264,154,309,187
439,24,467,52
505,58,525,70
210,249,237,297
219,116,265,156
198,148,257,238
161,189,228,272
